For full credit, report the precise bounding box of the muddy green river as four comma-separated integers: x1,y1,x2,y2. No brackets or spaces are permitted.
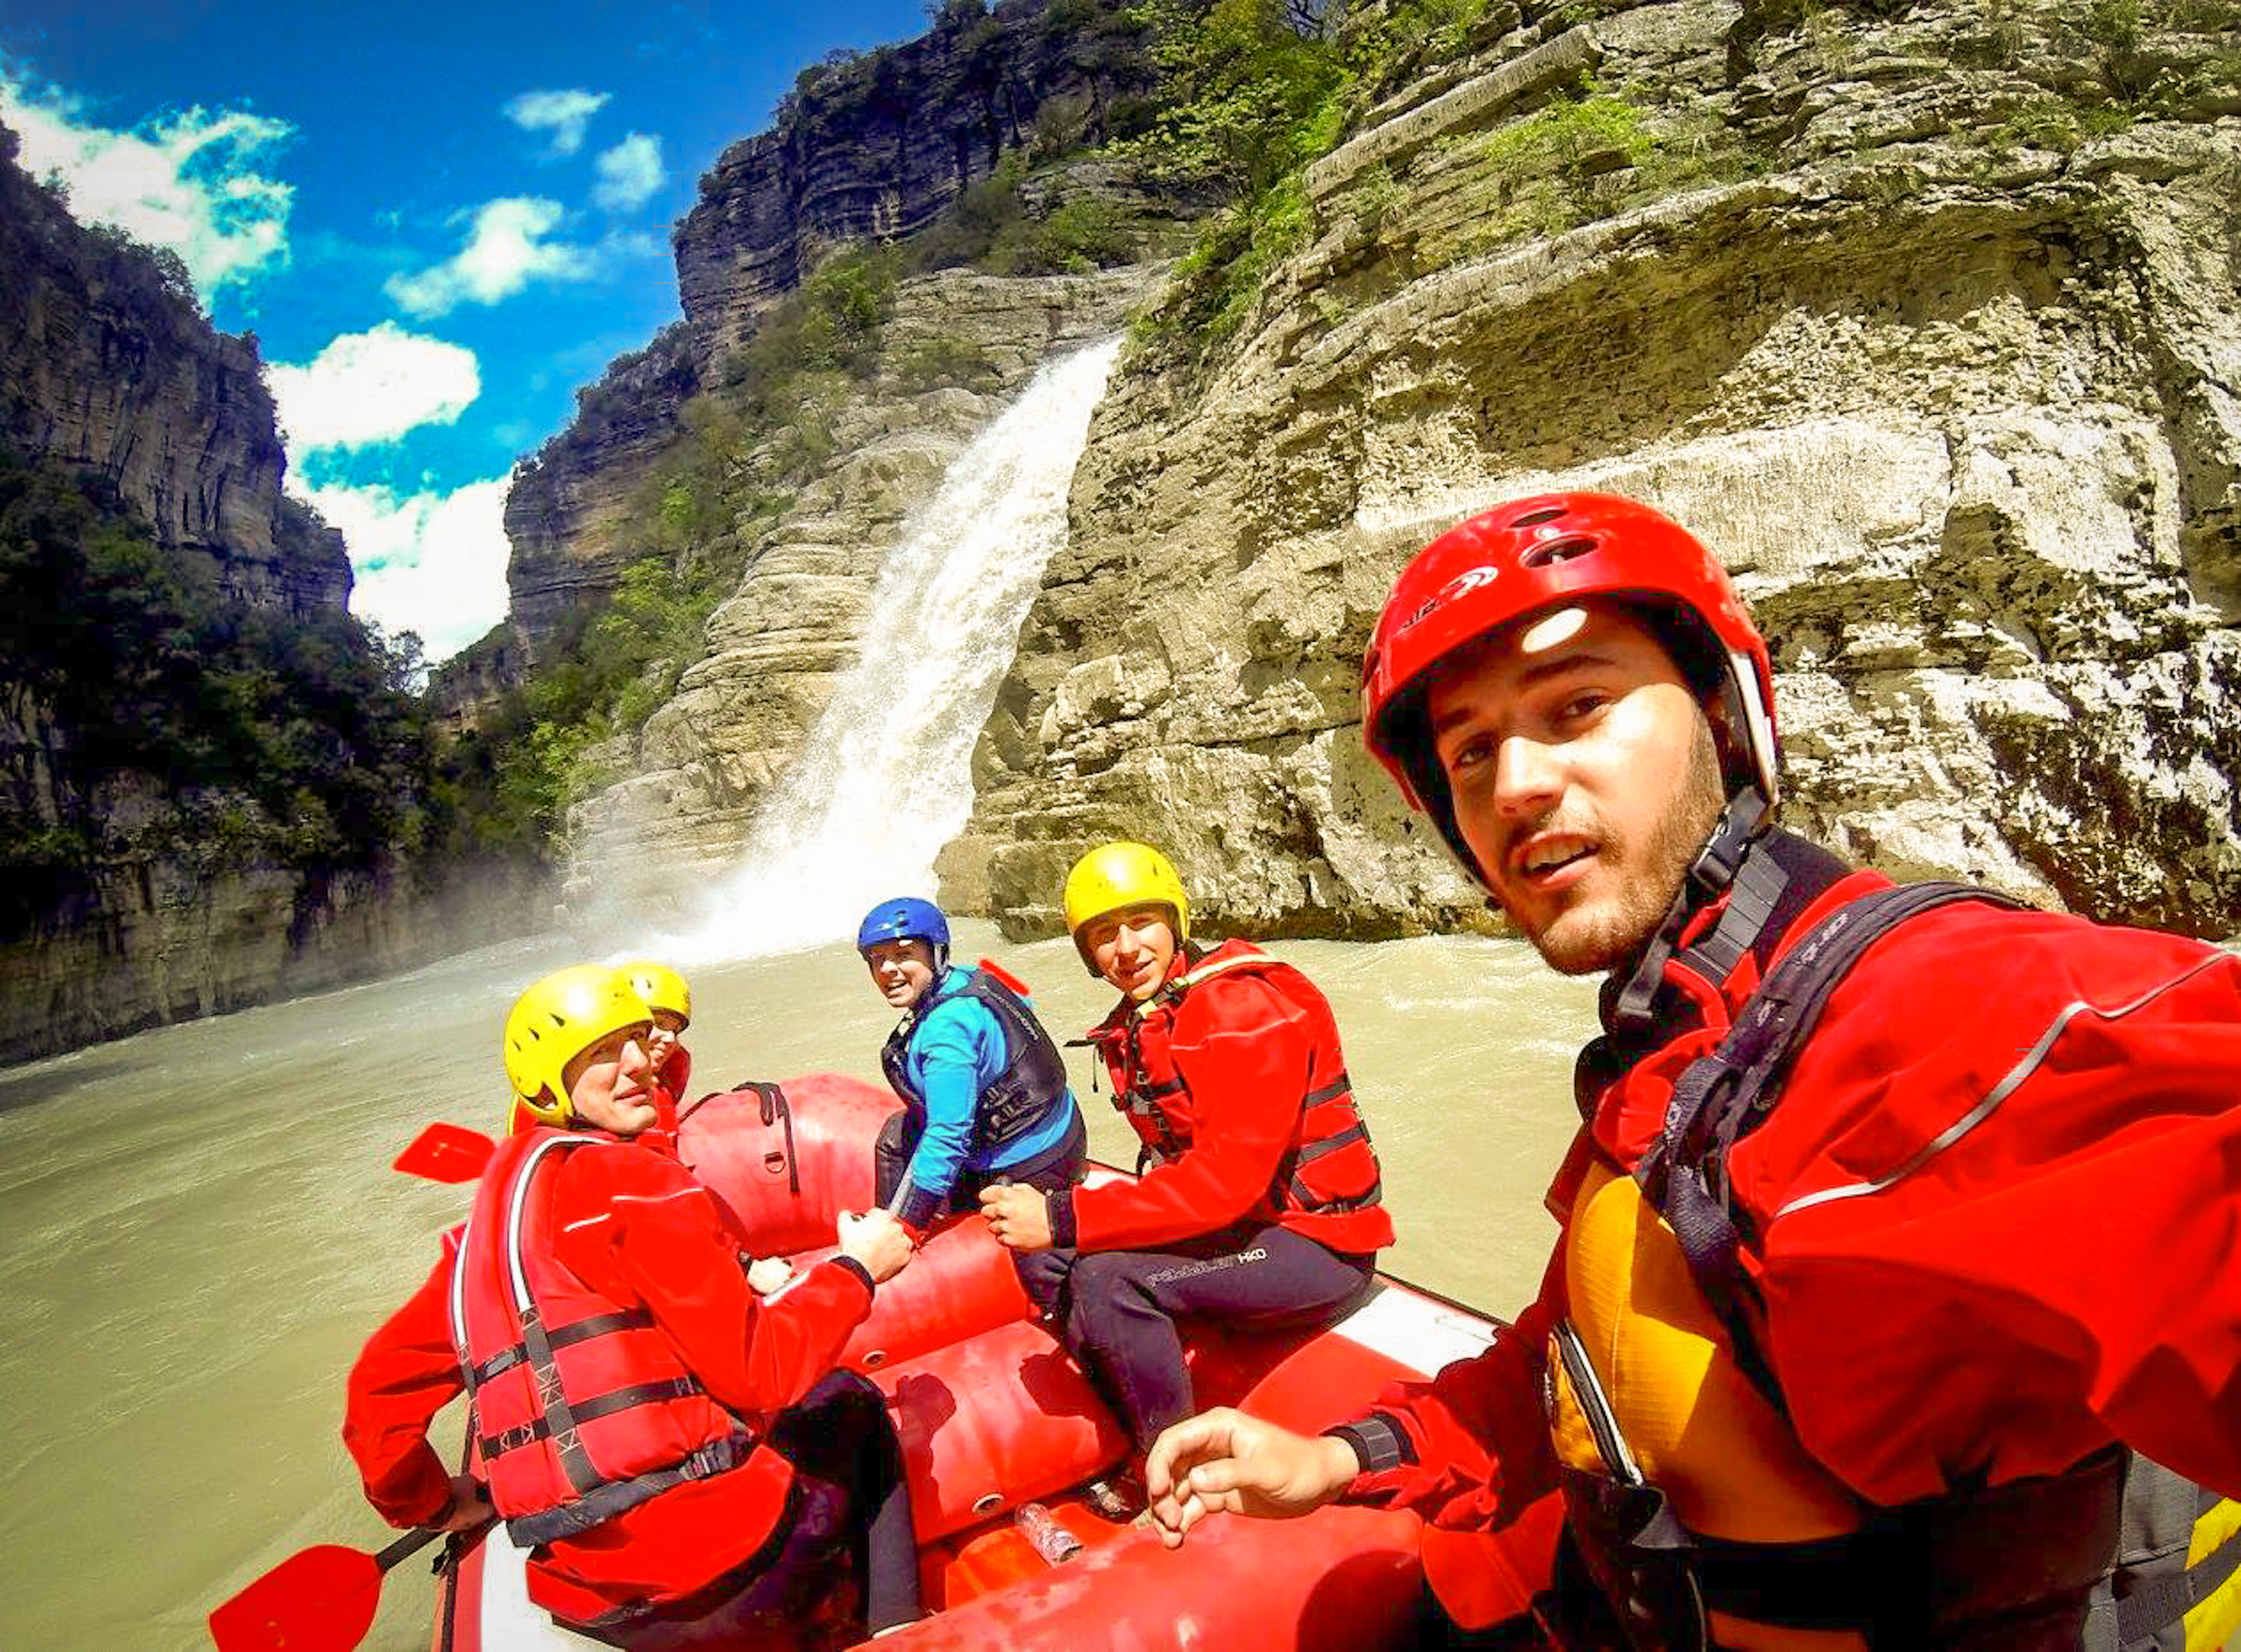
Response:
0,922,1596,1647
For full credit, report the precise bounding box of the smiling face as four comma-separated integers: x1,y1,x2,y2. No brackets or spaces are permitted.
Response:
644,1009,686,1070
562,1025,659,1136
1426,602,1727,976
863,939,938,1010
1080,903,1181,1003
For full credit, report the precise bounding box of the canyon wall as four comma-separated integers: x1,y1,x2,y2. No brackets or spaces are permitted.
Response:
947,0,2241,942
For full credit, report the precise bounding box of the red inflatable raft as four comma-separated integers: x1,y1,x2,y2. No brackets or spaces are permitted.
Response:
429,1073,1559,1649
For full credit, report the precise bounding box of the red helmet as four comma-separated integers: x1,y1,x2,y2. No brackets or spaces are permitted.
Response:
1360,491,1777,882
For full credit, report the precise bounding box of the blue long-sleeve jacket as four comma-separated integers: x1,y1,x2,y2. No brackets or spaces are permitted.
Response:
888,965,1078,1227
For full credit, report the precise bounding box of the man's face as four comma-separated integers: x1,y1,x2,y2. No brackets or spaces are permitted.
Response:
1080,904,1180,1002
1426,603,1727,976
645,1010,686,1070
563,1026,659,1135
863,939,937,1010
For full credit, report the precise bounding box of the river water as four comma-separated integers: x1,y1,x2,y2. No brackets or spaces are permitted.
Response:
0,334,1608,1646
0,920,1595,1647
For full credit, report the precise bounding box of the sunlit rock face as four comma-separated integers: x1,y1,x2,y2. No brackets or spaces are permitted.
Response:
0,132,350,618
673,0,1161,370
0,128,536,1065
560,263,1161,921
445,0,1169,693
956,0,2241,942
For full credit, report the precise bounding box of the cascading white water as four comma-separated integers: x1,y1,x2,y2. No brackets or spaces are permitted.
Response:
669,335,1122,962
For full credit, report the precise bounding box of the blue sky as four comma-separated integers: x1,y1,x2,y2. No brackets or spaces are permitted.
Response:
1,1,935,658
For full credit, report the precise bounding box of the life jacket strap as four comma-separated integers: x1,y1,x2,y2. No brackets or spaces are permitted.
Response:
2105,1502,2241,1645
505,1431,754,1550
1278,1119,1382,1215
466,1308,656,1389
1637,880,2028,1416
478,1376,704,1458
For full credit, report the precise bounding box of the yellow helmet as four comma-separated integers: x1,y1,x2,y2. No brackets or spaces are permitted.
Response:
1062,841,1190,973
620,961,691,1028
503,965,654,1127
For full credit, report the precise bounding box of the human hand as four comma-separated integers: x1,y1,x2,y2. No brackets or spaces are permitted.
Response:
836,1209,914,1283
436,1472,493,1533
978,1183,1054,1249
1143,1408,1357,1548
746,1255,793,1295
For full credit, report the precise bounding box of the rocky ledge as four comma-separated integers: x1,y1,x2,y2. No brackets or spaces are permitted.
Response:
947,0,2241,943
561,262,1163,919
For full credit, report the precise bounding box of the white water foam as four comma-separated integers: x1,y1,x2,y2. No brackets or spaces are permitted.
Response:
663,335,1122,963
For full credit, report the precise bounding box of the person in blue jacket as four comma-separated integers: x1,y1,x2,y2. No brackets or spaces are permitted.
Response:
857,896,1086,1237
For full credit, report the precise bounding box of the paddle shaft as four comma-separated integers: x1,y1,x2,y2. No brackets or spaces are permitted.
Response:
376,1523,448,1572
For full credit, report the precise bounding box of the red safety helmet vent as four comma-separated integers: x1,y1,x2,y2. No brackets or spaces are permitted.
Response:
1520,533,1598,569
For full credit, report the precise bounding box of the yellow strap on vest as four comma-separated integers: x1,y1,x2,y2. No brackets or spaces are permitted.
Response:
2185,1496,2241,1651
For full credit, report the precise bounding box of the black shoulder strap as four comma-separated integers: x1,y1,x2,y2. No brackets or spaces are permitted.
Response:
1637,881,2028,1413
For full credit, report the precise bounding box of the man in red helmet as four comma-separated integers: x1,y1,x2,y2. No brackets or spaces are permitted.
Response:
1141,493,2241,1646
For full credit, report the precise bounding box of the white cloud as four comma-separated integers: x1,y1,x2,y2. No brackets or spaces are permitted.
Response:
299,476,513,661
592,132,665,212
0,76,293,298
384,197,597,318
269,323,480,453
503,88,610,156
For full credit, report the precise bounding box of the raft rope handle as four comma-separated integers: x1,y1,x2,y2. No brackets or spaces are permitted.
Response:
750,1082,801,1197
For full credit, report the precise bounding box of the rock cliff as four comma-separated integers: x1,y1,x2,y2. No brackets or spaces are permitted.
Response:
501,325,703,657
440,0,1166,691
676,0,1157,368
948,0,2241,942
0,125,543,1067
563,262,1161,919
0,127,348,616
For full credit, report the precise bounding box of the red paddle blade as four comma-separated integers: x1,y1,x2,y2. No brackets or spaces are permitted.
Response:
976,957,1033,995
391,1122,497,1184
208,1542,382,1652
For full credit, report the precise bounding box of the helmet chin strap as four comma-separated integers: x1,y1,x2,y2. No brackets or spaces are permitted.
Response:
1607,784,1773,1037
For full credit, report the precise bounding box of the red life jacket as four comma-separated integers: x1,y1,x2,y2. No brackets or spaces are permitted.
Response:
1091,939,1389,1239
448,1127,754,1550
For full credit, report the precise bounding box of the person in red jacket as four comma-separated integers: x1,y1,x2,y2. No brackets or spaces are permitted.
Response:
344,963,919,1647
1141,493,2241,1647
981,841,1392,1517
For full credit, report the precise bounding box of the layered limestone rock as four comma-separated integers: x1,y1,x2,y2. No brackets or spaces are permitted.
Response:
562,263,1160,918
459,0,1165,682
0,129,540,1065
501,325,701,656
952,0,2241,942
0,125,348,616
674,0,1157,369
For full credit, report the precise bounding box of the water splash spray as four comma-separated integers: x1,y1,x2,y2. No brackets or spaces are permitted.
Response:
665,336,1120,963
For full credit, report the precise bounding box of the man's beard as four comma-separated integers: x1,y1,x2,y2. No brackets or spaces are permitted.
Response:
1528,712,1729,977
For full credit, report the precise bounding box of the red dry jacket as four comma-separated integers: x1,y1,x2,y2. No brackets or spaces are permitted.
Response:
1067,938,1395,1256
1342,857,2241,1564
343,1125,872,1623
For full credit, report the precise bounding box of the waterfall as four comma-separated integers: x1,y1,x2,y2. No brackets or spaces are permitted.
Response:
669,335,1121,962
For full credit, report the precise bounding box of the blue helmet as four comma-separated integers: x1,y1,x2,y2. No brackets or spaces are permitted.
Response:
857,897,950,970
